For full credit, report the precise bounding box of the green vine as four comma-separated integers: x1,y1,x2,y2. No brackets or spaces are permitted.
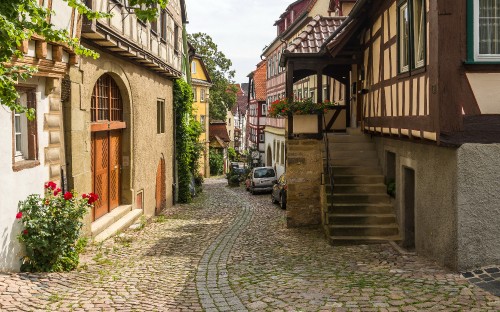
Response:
173,79,203,203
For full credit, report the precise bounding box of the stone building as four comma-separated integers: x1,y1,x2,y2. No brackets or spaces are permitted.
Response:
64,0,187,240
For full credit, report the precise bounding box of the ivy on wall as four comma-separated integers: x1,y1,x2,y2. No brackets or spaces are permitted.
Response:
173,79,203,203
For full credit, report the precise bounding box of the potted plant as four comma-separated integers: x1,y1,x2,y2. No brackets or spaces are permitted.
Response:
16,181,98,272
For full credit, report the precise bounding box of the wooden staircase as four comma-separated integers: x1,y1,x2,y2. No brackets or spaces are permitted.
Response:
323,128,400,244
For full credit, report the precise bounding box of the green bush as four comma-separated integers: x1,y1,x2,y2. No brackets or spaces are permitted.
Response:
387,180,396,198
228,175,240,187
16,182,96,272
209,149,224,175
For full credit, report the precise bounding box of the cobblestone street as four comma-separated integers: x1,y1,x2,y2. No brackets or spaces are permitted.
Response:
0,178,499,311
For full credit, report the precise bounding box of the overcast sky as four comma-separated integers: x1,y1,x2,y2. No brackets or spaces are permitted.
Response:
185,0,291,84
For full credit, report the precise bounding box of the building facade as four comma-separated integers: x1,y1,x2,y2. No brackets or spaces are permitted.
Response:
247,61,267,166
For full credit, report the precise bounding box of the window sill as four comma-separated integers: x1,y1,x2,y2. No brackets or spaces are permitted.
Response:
12,160,40,172
397,65,426,79
463,61,500,72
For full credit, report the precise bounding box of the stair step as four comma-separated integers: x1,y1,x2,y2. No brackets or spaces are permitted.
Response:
327,134,372,143
91,205,132,237
93,209,143,243
330,184,387,194
328,235,402,244
328,223,399,236
328,203,394,214
328,213,397,225
346,128,362,135
329,193,391,204
334,175,385,184
331,150,378,159
329,158,379,167
327,142,376,152
332,166,382,175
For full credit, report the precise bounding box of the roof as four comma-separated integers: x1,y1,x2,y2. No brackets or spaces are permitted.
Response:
253,61,267,102
191,54,212,84
209,122,231,143
286,15,345,54
230,84,248,115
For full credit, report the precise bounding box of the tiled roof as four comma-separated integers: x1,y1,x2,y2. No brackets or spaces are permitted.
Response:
209,122,230,143
254,61,267,102
286,15,345,54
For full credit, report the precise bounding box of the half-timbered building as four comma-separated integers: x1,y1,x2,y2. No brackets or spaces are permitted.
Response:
282,0,500,270
247,61,268,164
65,0,187,241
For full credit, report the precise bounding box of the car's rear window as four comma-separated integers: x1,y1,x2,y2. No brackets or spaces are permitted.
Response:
254,168,275,178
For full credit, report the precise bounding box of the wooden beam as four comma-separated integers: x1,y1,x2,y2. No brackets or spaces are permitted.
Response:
35,41,47,59
53,45,63,62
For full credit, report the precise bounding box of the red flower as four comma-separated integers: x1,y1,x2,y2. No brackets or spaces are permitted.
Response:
63,192,73,200
23,229,28,235
82,194,88,199
44,181,57,190
44,199,49,206
15,212,22,219
53,188,61,196
87,193,99,205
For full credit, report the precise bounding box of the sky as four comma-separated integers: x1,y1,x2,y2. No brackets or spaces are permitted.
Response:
185,0,292,84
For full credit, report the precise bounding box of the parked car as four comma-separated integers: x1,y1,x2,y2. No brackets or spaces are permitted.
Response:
271,173,287,209
248,167,276,195
232,167,247,181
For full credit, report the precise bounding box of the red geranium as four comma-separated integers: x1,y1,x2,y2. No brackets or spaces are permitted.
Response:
54,188,61,196
63,192,73,200
23,229,28,235
82,193,99,205
44,181,57,190
16,212,22,219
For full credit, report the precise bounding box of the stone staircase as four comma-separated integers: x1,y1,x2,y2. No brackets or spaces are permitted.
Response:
91,205,143,243
323,128,400,244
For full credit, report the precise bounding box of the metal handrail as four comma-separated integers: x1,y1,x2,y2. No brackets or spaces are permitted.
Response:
322,113,335,211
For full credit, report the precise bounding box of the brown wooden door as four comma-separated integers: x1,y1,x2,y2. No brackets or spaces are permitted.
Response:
155,158,166,215
92,132,109,220
92,130,121,221
109,131,121,210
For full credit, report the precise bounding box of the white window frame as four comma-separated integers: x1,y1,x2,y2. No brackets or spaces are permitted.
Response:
200,88,206,102
474,0,500,61
192,61,197,74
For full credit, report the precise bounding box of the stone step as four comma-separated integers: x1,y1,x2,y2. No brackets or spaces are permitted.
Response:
332,166,382,176
326,133,372,143
330,184,387,194
93,209,143,243
329,157,380,167
327,223,399,237
327,142,376,152
334,175,385,184
328,203,395,214
328,213,397,225
91,205,132,237
329,193,391,204
346,127,362,135
328,235,401,244
330,150,378,159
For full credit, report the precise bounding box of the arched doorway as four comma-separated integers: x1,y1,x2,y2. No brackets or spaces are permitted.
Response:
90,74,126,221
155,157,166,215
266,145,272,166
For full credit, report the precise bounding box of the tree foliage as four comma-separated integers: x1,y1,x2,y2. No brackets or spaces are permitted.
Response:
173,79,203,203
0,0,169,119
209,148,224,176
188,33,237,121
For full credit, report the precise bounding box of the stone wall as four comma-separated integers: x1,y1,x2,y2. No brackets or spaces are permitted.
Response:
285,139,323,227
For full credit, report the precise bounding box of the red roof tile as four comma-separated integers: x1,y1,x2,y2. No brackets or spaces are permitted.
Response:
286,15,345,54
254,61,267,101
209,122,231,143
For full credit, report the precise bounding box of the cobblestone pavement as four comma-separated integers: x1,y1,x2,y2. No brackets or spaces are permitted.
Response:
0,177,499,311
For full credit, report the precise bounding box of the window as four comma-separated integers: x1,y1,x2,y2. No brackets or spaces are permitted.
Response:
91,74,123,122
160,10,168,41
262,104,267,116
193,87,197,101
471,0,500,61
150,17,158,35
200,115,206,132
228,117,231,126
192,61,197,74
259,133,264,142
280,142,285,164
174,24,180,52
13,88,38,163
157,99,165,134
200,88,206,102
398,0,425,72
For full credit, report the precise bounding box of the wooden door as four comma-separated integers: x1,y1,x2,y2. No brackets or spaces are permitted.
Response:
92,130,121,221
109,131,121,210
92,132,109,220
155,158,166,215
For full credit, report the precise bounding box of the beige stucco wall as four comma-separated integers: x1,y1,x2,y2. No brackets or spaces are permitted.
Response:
65,46,174,235
466,73,500,114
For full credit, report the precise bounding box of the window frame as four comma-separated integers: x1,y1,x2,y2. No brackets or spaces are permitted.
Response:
157,99,165,134
12,86,39,170
469,0,500,62
397,0,427,74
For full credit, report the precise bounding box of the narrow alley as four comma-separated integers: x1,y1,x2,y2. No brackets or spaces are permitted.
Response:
0,178,498,311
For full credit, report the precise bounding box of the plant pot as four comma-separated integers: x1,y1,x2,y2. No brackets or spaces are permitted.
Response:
291,114,320,134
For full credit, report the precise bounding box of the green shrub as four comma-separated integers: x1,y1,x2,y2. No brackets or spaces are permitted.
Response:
16,182,96,272
228,175,240,187
209,149,224,175
387,180,396,198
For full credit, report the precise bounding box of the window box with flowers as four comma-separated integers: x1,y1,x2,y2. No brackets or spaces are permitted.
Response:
15,182,98,272
268,98,339,134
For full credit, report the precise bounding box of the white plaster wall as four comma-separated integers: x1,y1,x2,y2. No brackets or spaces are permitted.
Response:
264,131,286,178
466,73,500,114
0,77,50,272
50,0,74,31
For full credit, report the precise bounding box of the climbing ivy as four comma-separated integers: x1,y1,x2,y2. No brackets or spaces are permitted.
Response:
173,79,203,203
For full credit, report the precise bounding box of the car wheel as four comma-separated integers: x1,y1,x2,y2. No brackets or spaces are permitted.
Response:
280,193,286,210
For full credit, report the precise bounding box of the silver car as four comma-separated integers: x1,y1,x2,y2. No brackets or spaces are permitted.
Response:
249,167,277,194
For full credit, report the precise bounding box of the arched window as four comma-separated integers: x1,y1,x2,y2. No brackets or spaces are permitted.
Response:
91,74,123,122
